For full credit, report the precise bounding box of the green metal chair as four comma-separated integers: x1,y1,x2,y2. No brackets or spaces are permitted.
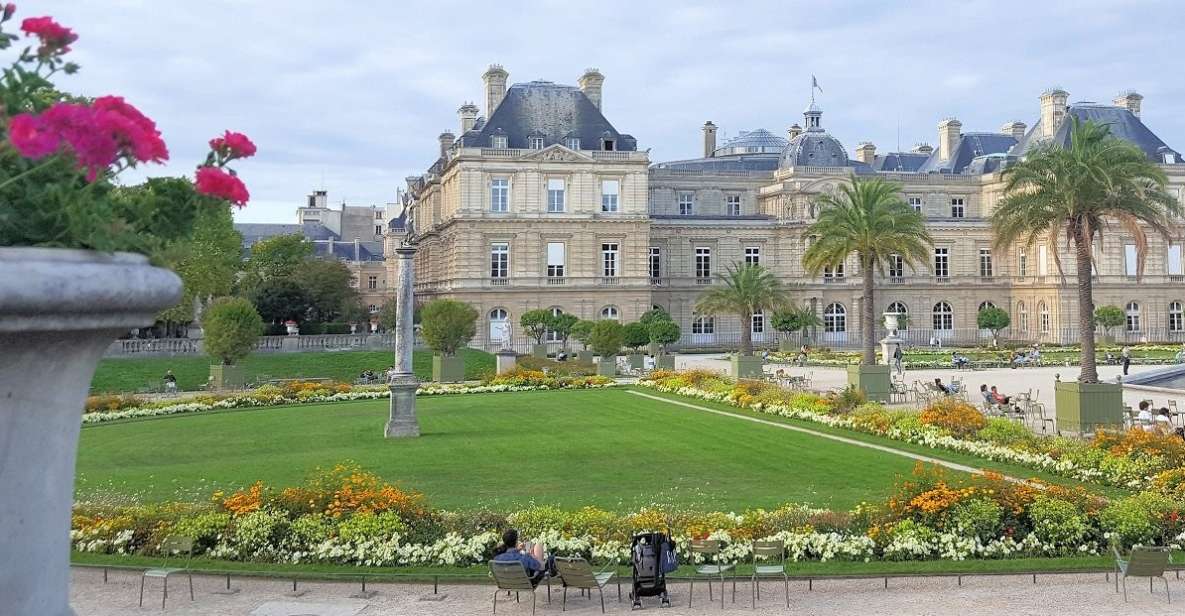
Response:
750,539,789,609
687,539,735,609
139,536,194,609
554,556,619,613
1112,545,1171,603
490,560,542,615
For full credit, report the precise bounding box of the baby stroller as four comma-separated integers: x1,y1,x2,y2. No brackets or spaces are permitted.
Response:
630,531,676,609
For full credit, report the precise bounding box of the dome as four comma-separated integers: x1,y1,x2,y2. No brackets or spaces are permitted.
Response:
712,128,788,157
780,130,850,168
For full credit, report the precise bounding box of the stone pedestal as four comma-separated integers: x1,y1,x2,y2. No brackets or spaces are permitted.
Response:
281,336,300,352
386,246,420,438
880,336,903,366
385,375,421,438
495,349,518,375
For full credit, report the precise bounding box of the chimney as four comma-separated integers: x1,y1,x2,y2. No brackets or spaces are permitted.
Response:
458,102,479,133
353,237,360,262
1000,121,1027,141
912,142,934,155
702,121,717,157
1114,91,1143,117
855,142,876,164
937,118,962,162
482,64,509,118
438,131,455,158
578,68,605,110
1039,88,1069,138
327,236,334,255
787,124,803,140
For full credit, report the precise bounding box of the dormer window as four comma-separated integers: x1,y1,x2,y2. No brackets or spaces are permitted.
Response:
565,137,581,150
491,135,508,149
602,138,615,151
528,136,544,150
1164,151,1176,164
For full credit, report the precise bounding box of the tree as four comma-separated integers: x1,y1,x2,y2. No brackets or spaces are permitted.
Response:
622,322,650,351
296,259,359,322
571,320,594,350
239,234,313,292
1094,305,1126,340
771,304,822,340
419,299,477,356
993,118,1180,383
976,306,1011,347
638,307,672,327
648,320,681,353
520,309,554,346
377,298,399,332
339,297,369,329
803,177,933,364
250,278,311,323
588,319,625,358
549,313,579,351
694,263,789,357
203,297,263,365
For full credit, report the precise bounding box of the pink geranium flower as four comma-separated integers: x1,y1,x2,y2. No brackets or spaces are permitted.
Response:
209,130,256,159
20,15,77,56
195,166,250,206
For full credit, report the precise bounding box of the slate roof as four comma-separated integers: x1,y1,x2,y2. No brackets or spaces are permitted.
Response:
650,154,781,174
781,129,852,168
312,241,384,262
871,152,930,173
234,222,339,251
387,209,406,231
1011,102,1182,163
458,80,637,151
917,132,1017,174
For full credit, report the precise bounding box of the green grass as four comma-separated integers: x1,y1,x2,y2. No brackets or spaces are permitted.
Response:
89,348,494,393
77,388,943,512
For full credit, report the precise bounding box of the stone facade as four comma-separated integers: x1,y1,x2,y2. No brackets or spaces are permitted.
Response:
402,67,1185,351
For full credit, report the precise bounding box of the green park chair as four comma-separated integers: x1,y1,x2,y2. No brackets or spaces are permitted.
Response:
750,539,789,608
139,535,195,609
1112,545,1171,603
554,556,619,613
490,559,551,615
688,538,735,609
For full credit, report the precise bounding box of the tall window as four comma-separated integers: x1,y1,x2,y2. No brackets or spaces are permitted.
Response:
1170,301,1184,332
886,301,908,328
490,178,509,212
1125,243,1138,277
907,196,923,213
375,224,384,236
565,137,581,150
600,306,619,321
601,180,620,213
546,242,565,278
1126,301,1141,332
490,242,509,279
491,135,508,149
546,178,565,213
1017,302,1028,331
743,246,760,266
824,263,844,281
1038,301,1050,334
695,247,712,280
489,308,509,343
1017,249,1028,278
726,194,741,216
678,192,694,216
1038,245,1049,276
1169,244,1183,276
823,303,846,332
601,243,619,277
950,198,965,218
751,312,765,334
374,210,384,219
545,307,564,342
932,302,953,331
934,248,949,279
979,249,993,277
528,136,544,149
692,315,714,334
888,254,904,279
649,247,661,280
367,275,377,290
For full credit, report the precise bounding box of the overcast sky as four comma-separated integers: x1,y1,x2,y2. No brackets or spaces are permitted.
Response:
29,0,1185,222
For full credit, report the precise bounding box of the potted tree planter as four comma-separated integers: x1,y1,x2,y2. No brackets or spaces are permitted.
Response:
623,322,649,370
589,320,625,378
204,298,263,390
421,299,478,383
520,309,553,359
648,319,681,370
570,320,595,363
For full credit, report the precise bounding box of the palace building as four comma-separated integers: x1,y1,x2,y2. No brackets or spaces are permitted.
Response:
396,66,1185,351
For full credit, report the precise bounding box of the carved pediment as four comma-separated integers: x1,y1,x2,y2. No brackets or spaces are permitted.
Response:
523,144,594,163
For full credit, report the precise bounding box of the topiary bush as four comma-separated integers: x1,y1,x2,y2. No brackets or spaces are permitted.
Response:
622,322,650,351
588,320,624,358
420,299,477,356
203,296,263,365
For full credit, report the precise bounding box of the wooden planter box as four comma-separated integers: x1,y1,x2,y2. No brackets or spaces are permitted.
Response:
847,364,890,403
596,358,618,377
1055,381,1123,435
732,355,765,379
209,364,245,390
432,354,465,383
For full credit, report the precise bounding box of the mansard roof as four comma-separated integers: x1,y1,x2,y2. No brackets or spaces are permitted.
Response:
650,154,781,174
458,80,637,151
871,152,930,173
917,132,1017,174
1011,102,1182,163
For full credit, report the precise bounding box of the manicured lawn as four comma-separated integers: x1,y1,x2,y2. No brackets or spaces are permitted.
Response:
89,348,494,393
77,388,935,511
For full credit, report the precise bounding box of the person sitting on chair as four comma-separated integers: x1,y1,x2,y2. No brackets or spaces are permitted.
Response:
1154,407,1174,436
162,370,177,394
932,378,952,395
979,384,996,408
1137,401,1155,431
492,529,554,586
951,352,969,369
989,385,1011,406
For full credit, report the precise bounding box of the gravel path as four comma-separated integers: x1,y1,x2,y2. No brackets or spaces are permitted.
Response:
71,567,1179,615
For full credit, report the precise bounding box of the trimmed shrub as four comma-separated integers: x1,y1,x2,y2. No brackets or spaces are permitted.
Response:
203,296,263,365
420,299,478,356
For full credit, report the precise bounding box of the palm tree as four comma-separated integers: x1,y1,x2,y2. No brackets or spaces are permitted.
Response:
803,177,933,364
993,118,1180,383
695,263,788,356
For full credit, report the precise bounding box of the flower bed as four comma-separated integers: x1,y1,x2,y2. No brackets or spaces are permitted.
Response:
638,370,1181,491
72,463,1185,568
81,371,615,425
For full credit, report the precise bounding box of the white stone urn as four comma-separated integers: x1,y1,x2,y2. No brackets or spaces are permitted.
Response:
0,248,181,616
285,319,299,335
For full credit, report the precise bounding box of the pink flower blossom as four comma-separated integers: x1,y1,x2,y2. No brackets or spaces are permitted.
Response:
3,4,17,21
195,166,249,206
209,130,256,159
7,113,57,158
20,16,76,56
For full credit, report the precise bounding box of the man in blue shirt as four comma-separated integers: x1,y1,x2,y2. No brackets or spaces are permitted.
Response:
493,529,549,586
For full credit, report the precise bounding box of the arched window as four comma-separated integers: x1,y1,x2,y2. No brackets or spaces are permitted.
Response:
545,307,563,342
1126,301,1141,332
1017,301,1028,332
978,301,995,312
886,302,908,329
823,303,846,333
1170,301,1184,333
600,306,619,321
1038,301,1050,334
932,302,953,331
489,308,510,344
692,315,714,334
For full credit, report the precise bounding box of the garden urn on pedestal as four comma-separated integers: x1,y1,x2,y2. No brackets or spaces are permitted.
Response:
0,248,181,616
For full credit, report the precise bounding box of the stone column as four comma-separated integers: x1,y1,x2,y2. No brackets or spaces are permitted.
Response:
386,246,420,438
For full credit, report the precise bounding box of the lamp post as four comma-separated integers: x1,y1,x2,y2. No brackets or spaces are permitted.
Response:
385,245,420,438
